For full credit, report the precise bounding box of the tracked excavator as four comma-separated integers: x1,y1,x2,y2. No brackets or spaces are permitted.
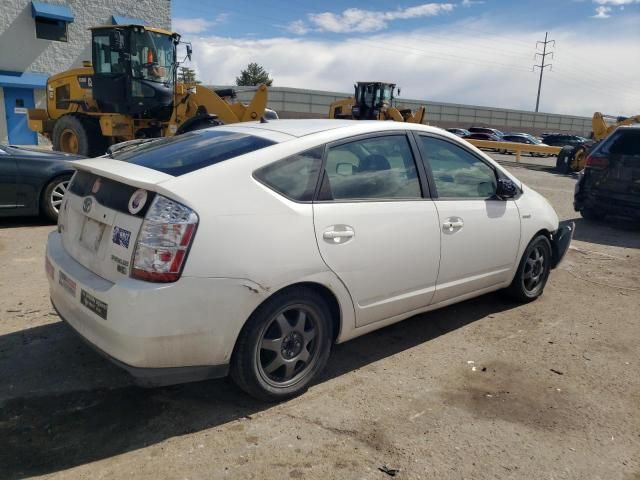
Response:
556,111,640,173
329,82,425,123
28,24,269,156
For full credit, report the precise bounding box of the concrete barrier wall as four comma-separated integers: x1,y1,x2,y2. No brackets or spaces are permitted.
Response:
209,85,593,137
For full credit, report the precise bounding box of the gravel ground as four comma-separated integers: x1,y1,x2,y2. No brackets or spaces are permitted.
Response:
0,155,638,480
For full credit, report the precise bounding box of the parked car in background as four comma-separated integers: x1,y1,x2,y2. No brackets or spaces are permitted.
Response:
502,134,552,157
0,145,83,221
464,132,507,154
468,127,504,138
541,133,591,148
46,119,572,401
446,128,470,137
574,125,640,221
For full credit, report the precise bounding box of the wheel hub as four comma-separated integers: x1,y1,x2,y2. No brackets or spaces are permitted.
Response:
281,331,303,359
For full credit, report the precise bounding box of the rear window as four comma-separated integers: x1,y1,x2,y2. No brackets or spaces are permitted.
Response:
599,130,640,156
112,129,276,176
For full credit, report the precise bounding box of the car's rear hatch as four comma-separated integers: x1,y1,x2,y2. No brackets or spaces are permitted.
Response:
592,129,640,199
59,158,173,283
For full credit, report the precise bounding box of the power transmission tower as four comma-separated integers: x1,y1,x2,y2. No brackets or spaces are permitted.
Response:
533,32,555,112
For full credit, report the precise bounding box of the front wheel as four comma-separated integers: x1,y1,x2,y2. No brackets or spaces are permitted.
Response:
230,288,333,402
506,235,552,303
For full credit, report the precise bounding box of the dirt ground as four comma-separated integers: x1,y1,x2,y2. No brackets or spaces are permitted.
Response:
1,155,639,480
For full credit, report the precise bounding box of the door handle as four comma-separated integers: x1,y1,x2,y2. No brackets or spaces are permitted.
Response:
442,218,464,232
323,225,355,244
323,230,355,239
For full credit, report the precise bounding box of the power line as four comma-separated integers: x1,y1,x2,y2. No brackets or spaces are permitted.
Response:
533,32,555,112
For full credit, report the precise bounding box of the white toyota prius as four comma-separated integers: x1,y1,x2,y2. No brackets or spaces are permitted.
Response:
46,120,573,401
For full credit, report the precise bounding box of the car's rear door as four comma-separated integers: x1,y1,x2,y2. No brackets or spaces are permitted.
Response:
414,133,521,304
312,132,441,327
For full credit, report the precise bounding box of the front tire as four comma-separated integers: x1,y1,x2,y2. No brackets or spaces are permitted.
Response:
580,207,604,221
230,287,333,402
506,235,552,303
41,174,72,222
52,115,107,157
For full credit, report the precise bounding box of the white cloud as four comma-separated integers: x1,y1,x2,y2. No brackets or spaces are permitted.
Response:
592,5,612,17
186,19,640,117
462,0,485,6
172,14,228,34
286,20,309,35
288,3,455,34
593,0,639,4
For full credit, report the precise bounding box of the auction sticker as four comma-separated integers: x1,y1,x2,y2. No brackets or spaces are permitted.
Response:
81,290,108,320
112,226,131,248
128,189,147,215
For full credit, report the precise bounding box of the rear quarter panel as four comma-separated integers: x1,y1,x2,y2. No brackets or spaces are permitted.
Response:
14,154,74,214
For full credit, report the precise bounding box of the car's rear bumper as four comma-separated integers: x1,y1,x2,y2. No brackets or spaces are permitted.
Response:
46,231,266,385
53,300,228,386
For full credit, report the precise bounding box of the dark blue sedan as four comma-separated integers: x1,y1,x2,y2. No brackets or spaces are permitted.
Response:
0,145,84,221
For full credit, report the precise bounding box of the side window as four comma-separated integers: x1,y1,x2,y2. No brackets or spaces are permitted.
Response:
418,136,497,199
319,135,421,201
35,17,68,42
254,147,323,201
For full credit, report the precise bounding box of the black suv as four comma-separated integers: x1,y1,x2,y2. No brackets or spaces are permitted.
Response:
542,133,590,147
574,125,640,221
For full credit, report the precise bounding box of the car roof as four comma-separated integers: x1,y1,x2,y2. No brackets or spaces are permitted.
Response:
212,119,446,139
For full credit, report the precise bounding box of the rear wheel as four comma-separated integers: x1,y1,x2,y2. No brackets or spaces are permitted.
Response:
580,207,604,221
506,235,552,303
556,146,575,173
230,287,333,402
41,174,72,222
52,115,107,157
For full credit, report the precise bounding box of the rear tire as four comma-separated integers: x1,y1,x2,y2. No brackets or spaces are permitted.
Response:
41,174,72,223
52,115,107,157
580,207,604,221
506,235,552,303
556,146,575,173
230,287,333,402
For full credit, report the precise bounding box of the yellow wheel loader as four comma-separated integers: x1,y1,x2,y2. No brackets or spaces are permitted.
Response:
556,111,640,173
329,82,425,123
27,25,269,156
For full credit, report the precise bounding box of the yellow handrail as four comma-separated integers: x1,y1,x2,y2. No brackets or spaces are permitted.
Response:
464,139,562,162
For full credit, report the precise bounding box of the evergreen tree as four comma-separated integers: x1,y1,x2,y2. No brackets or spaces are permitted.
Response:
235,63,273,86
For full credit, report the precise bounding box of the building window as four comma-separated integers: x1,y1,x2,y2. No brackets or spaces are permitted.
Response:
35,17,68,42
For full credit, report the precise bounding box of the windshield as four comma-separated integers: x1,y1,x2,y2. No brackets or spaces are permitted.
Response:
130,30,174,84
112,129,276,176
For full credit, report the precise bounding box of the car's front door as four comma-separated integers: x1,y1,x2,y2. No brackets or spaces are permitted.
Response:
415,134,521,304
0,148,18,209
313,133,441,327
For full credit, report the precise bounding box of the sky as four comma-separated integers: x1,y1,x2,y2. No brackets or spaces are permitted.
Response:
170,0,640,117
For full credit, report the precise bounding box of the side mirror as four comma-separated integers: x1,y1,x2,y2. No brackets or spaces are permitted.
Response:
496,178,518,199
109,30,125,52
336,163,354,176
186,44,193,61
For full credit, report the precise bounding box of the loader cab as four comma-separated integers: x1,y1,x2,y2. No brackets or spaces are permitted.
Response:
91,25,178,120
352,82,396,120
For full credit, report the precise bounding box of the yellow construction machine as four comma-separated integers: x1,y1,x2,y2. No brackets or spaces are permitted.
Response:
28,24,269,156
556,111,640,173
329,82,425,123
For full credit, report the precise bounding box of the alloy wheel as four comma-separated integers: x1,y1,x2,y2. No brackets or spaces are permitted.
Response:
256,305,320,388
50,179,69,214
523,246,546,292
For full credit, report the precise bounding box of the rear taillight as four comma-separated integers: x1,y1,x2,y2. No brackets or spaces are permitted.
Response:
132,195,198,282
586,154,609,169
